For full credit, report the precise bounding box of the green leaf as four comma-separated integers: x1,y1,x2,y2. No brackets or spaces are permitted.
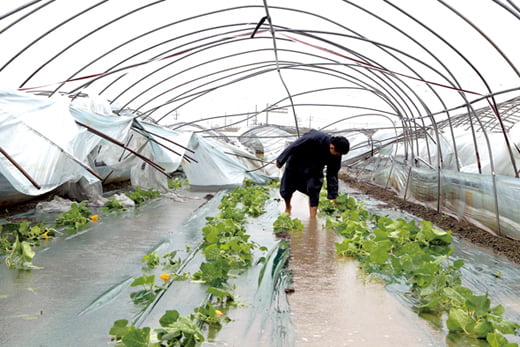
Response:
466,294,491,317
174,316,204,341
369,240,390,265
142,252,160,268
418,296,444,312
159,310,180,327
452,259,465,270
491,304,505,316
486,332,508,347
206,286,234,302
131,275,155,288
20,241,35,262
473,320,493,339
203,244,220,261
109,319,131,338
202,225,219,244
372,228,388,241
122,326,150,347
420,274,447,297
446,308,476,333
443,287,467,307
489,315,520,335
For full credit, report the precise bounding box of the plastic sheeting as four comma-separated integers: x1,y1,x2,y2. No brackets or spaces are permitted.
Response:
0,88,196,204
0,89,100,198
1,184,518,346
344,182,520,345
346,116,520,241
182,133,273,189
0,189,213,347
238,126,295,159
93,119,192,192
357,123,520,177
368,163,520,241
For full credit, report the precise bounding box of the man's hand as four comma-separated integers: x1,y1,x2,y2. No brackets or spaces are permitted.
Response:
276,161,282,168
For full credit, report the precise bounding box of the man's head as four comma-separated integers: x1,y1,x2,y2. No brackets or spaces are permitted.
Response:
330,136,350,156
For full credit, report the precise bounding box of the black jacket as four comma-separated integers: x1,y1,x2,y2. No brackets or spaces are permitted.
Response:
276,129,341,200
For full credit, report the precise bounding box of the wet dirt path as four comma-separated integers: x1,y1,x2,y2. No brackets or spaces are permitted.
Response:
285,191,444,347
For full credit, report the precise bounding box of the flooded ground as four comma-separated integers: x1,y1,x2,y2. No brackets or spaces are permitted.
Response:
285,191,445,347
0,190,213,347
0,184,519,346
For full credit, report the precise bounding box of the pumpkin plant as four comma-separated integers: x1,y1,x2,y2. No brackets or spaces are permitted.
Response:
324,192,520,346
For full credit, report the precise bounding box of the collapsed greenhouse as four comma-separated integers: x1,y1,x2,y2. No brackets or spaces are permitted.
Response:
1,1,520,346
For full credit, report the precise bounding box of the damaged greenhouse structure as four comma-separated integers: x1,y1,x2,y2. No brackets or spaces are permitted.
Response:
1,1,520,346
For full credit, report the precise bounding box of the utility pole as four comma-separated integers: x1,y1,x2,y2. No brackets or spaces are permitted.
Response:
266,103,269,125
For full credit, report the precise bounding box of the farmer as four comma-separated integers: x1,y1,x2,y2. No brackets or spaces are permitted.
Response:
276,129,350,218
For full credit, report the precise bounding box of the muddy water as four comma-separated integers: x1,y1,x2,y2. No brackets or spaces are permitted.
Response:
285,191,444,346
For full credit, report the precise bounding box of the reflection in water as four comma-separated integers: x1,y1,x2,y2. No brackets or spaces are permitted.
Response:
285,192,443,346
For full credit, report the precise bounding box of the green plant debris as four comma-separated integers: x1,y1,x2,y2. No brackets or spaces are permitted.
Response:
101,197,128,214
324,192,520,346
109,180,272,345
273,213,303,234
168,178,188,190
125,187,160,206
142,252,161,269
109,311,205,347
1,221,56,269
129,275,164,309
54,202,93,233
5,236,41,270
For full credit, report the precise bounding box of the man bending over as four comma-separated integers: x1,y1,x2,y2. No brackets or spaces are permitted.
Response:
276,129,350,218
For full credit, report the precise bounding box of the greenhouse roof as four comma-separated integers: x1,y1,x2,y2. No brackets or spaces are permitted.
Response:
1,0,520,132
1,1,520,183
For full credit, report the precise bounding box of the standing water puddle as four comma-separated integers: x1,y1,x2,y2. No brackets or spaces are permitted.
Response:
286,191,445,346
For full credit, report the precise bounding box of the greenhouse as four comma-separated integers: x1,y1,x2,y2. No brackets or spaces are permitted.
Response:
1,1,520,346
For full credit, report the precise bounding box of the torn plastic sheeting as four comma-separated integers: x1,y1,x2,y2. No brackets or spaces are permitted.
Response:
69,105,134,161
238,126,295,160
129,144,169,193
412,126,520,176
182,133,272,188
135,120,192,173
0,89,99,196
371,128,404,155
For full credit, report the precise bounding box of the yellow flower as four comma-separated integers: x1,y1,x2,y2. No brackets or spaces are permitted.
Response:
41,231,49,240
215,310,223,316
90,215,99,223
160,273,171,284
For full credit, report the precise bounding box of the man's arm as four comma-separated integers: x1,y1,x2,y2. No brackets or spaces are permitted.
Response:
326,157,341,200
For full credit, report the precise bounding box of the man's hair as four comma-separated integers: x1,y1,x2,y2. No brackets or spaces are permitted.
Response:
331,136,350,154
